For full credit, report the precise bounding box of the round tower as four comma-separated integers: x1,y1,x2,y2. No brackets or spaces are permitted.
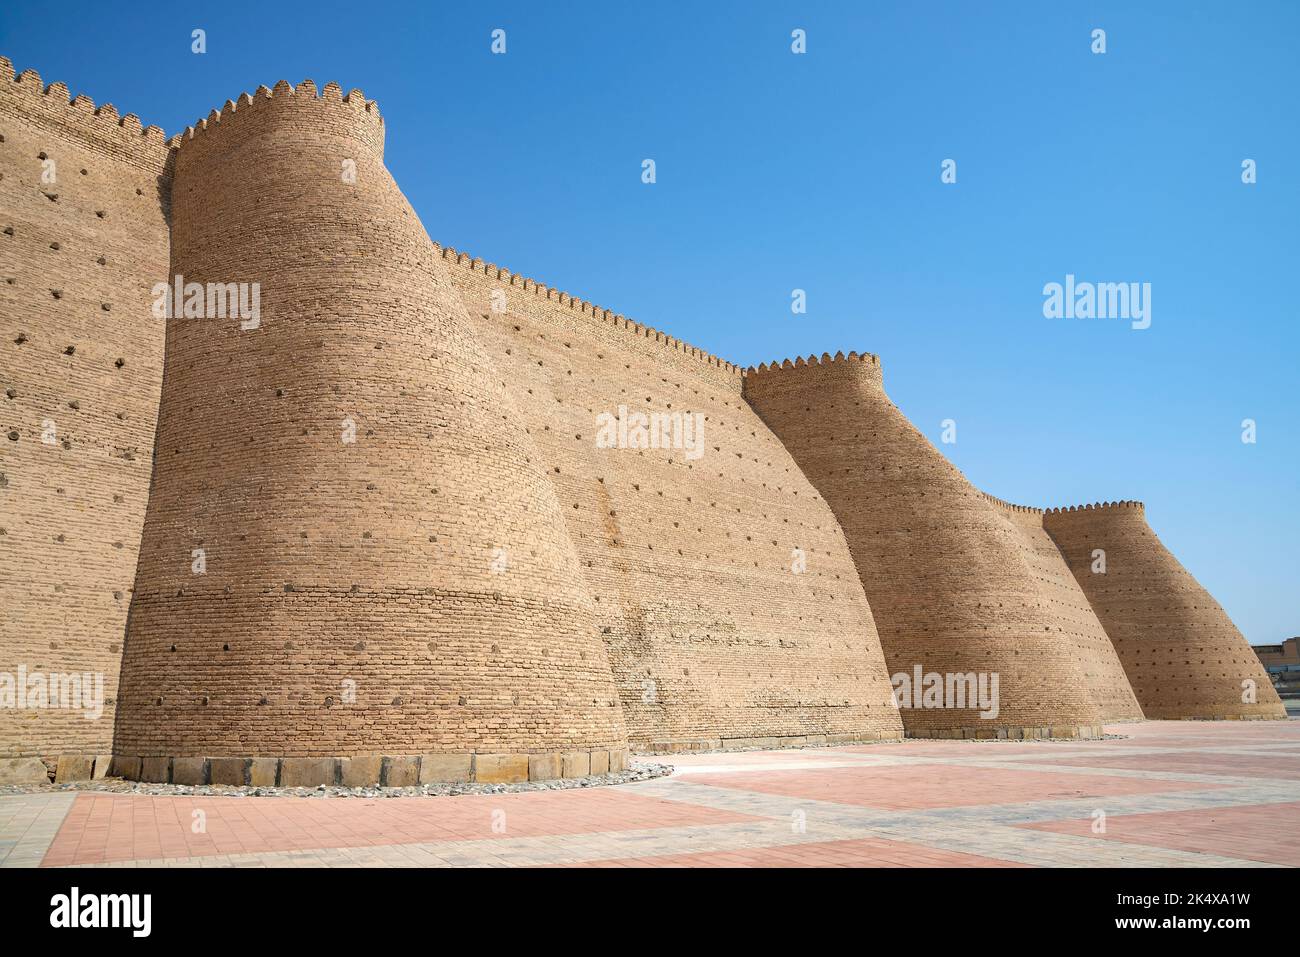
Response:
1043,503,1285,721
744,353,1104,738
111,80,628,785
988,498,1143,722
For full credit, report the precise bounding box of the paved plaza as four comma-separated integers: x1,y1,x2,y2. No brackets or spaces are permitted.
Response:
3,720,1297,868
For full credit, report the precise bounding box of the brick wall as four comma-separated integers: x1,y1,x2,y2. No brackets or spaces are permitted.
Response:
1044,503,1285,720
443,252,904,748
0,58,171,760
111,81,627,759
743,353,1107,738
984,496,1143,722
3,56,1284,771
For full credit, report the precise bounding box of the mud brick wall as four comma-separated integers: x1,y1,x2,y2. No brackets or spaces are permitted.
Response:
3,52,1285,768
444,252,904,748
1044,503,1285,720
111,80,626,759
985,496,1143,722
0,58,171,758
744,353,1109,738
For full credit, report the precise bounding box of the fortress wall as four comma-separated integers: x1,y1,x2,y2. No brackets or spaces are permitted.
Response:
443,252,904,749
1043,503,1285,720
112,80,628,773
743,353,1104,738
982,495,1143,722
0,58,171,762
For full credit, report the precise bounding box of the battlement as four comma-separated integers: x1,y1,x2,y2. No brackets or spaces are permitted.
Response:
981,493,1045,516
983,495,1148,519
741,352,885,403
168,77,384,159
744,350,881,378
1044,500,1145,516
433,243,745,376
0,56,170,173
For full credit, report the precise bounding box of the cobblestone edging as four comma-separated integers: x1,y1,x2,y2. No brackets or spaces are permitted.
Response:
0,759,672,799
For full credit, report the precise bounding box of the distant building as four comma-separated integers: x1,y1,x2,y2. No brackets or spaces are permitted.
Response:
1254,639,1300,715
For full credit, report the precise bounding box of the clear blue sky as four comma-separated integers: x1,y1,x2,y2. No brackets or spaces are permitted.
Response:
3,1,1295,643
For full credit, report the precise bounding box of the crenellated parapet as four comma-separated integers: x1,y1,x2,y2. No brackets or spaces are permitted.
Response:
167,77,384,162
743,349,881,381
0,56,170,174
432,242,744,376
981,493,1043,516
1044,500,1144,515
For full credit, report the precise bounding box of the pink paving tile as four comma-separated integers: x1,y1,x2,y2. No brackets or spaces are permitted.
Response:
1101,721,1300,748
663,749,856,767
562,836,1030,868
829,740,1089,759
1020,801,1300,866
1034,751,1300,780
675,763,1225,811
39,788,762,867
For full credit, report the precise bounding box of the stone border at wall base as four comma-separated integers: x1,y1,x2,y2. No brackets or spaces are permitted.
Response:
637,724,1108,753
0,755,115,785
1141,712,1288,722
907,724,1106,740
96,749,631,787
639,729,904,754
